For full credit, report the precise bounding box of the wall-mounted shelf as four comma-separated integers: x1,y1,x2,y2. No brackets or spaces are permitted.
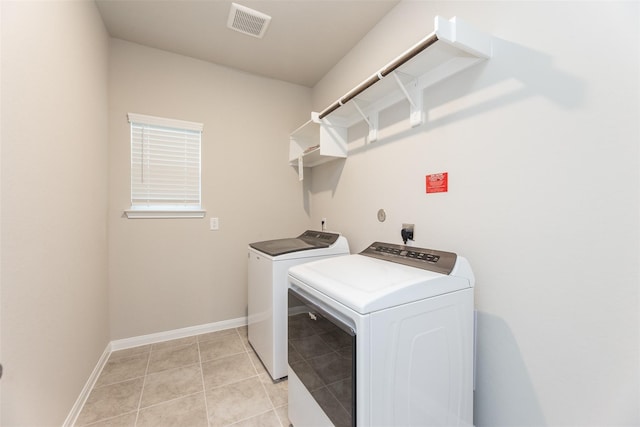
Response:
289,114,347,180
289,15,493,180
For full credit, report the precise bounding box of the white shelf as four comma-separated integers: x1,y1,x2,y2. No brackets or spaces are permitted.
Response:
289,16,492,179
289,115,348,180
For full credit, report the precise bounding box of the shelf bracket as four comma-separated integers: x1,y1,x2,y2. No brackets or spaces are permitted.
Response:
352,99,378,143
391,71,416,109
352,99,371,127
367,110,379,143
297,156,304,181
391,71,424,128
408,78,424,128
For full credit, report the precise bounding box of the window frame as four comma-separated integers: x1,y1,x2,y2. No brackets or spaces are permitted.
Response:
124,113,206,219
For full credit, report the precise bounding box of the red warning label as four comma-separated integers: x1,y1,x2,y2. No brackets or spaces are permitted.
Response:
426,172,448,193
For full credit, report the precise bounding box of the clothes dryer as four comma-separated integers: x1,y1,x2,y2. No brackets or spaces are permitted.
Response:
287,242,475,427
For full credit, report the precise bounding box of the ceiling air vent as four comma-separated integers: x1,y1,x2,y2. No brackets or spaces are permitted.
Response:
227,3,272,39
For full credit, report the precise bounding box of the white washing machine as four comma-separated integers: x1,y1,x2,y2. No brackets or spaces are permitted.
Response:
287,242,475,427
248,230,349,381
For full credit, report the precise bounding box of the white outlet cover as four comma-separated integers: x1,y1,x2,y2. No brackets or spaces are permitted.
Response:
210,217,219,230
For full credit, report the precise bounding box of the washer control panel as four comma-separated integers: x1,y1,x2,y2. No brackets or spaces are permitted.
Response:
298,230,340,246
361,242,457,275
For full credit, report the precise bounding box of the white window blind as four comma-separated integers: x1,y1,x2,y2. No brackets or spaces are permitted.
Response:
126,113,205,218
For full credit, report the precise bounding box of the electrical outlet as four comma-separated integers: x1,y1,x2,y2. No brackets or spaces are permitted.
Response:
401,223,414,244
210,217,219,230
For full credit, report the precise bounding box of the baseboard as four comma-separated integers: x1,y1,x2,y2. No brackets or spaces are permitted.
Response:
110,316,248,351
64,316,248,426
62,343,111,427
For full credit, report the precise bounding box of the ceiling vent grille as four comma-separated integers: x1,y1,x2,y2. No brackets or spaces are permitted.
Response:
227,3,271,39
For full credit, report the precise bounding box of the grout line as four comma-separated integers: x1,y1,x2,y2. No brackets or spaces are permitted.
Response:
245,326,288,427
134,390,204,412
91,374,147,391
235,326,250,352
197,337,212,427
256,377,285,427
225,408,274,427
133,350,152,426
78,329,280,427
78,410,138,427
233,327,287,426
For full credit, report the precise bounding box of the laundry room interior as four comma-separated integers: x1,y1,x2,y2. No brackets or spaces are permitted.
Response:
1,0,639,426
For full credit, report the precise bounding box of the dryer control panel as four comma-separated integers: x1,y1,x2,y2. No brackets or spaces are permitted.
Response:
361,242,457,275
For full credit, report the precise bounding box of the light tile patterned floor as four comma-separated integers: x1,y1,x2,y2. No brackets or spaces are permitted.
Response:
75,326,289,427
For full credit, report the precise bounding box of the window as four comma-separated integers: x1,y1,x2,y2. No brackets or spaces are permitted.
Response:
125,113,205,218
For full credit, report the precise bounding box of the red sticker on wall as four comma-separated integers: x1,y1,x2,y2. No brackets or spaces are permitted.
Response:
426,172,448,193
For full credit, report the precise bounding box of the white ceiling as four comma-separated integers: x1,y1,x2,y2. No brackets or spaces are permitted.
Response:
95,0,400,87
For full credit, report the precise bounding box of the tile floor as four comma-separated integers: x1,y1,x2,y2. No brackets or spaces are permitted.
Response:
75,326,289,427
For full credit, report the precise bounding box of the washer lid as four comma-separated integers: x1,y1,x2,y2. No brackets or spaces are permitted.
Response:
249,230,339,257
288,252,473,314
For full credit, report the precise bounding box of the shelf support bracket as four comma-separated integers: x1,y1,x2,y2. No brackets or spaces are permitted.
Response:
367,110,379,143
352,99,371,127
391,71,424,128
297,156,304,181
352,99,378,143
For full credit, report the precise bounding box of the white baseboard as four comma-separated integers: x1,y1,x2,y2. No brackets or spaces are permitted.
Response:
110,316,247,351
62,344,111,427
64,316,248,426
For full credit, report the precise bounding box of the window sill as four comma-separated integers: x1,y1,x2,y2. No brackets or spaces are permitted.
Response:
124,209,206,219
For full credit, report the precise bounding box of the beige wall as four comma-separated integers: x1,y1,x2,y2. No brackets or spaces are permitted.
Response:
310,1,639,425
108,39,312,339
1,1,109,425
2,1,637,425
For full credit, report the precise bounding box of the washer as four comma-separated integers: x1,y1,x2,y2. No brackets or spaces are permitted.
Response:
248,230,349,381
287,242,475,427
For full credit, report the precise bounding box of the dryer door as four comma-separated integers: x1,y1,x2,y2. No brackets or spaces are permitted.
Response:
287,287,356,427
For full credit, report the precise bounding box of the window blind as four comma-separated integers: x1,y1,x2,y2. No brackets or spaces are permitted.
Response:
128,113,203,211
